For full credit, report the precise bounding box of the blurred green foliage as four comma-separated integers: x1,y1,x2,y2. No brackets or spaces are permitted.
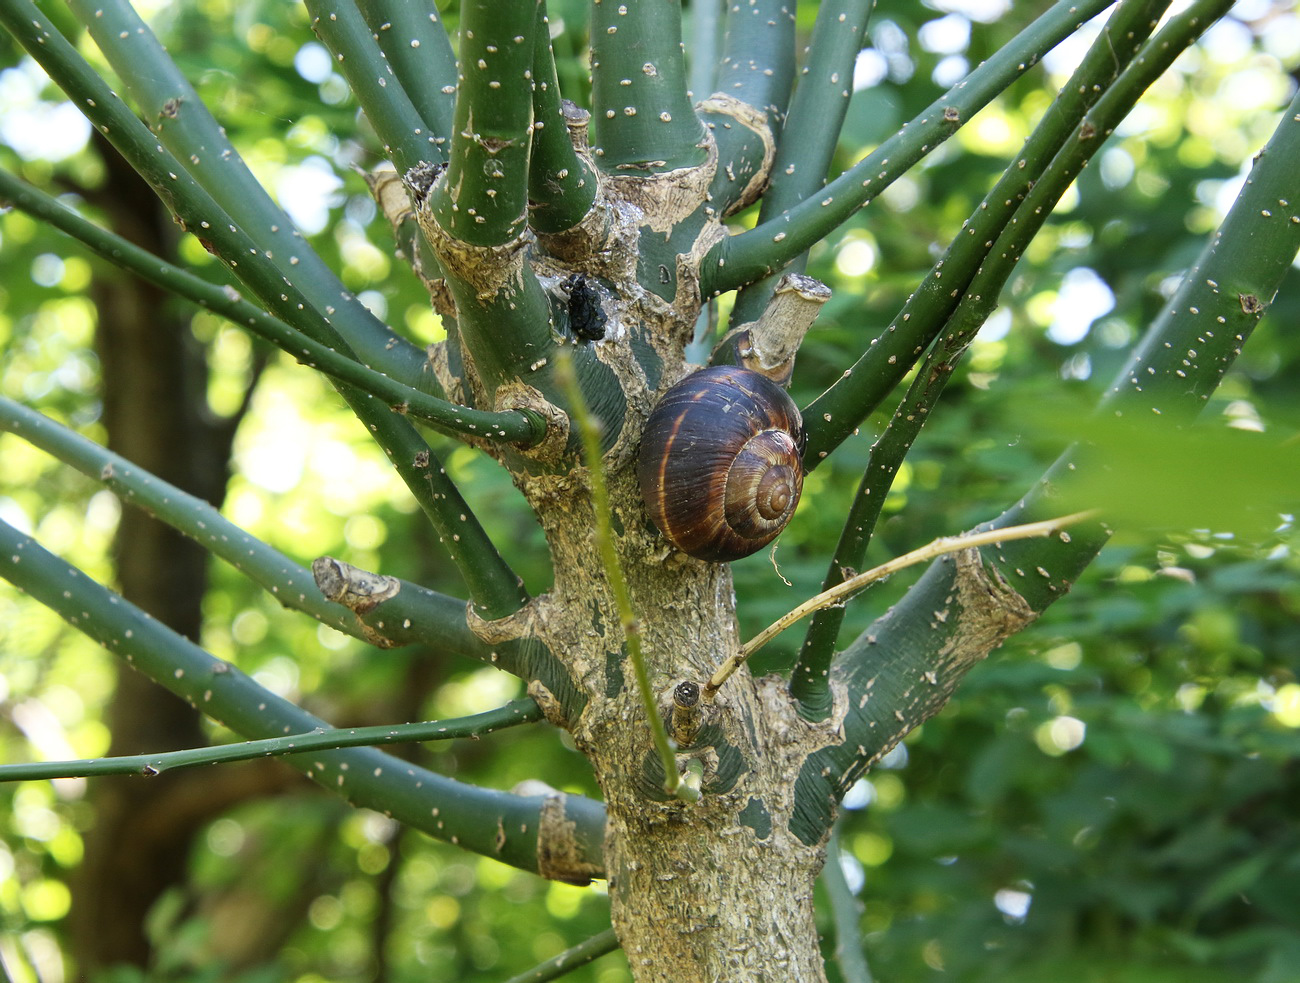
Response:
2,0,1298,981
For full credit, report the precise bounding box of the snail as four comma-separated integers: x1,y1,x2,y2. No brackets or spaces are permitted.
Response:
636,365,805,562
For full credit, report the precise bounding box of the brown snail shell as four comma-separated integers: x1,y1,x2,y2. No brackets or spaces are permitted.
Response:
636,365,805,562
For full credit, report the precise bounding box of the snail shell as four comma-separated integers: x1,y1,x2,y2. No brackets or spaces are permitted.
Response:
636,365,805,562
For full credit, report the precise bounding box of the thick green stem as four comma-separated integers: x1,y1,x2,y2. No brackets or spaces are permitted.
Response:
729,0,874,326
303,0,444,173
590,0,706,171
700,0,796,215
688,0,724,101
703,0,1118,297
790,86,1300,847
431,0,538,245
713,0,796,121
0,702,541,782
355,0,458,142
64,0,431,389
0,519,604,877
0,168,546,445
800,0,1170,465
528,0,600,235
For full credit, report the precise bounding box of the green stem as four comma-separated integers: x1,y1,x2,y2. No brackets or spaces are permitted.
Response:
824,826,873,983
554,352,685,800
0,6,534,619
0,702,541,782
945,0,1234,364
499,929,621,983
0,518,604,876
303,0,444,174
790,85,1300,847
369,409,531,619
800,0,1170,465
790,326,975,717
0,167,546,445
355,0,458,142
688,0,724,101
528,0,600,235
995,81,1300,612
0,396,495,656
64,0,432,389
728,0,875,327
590,0,706,171
431,0,538,246
792,0,1206,717
703,0,1118,296
701,0,796,215
714,0,796,122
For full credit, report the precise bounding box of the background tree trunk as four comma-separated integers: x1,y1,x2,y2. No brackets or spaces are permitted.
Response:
68,141,278,972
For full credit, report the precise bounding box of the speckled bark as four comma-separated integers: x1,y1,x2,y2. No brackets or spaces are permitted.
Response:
512,465,845,983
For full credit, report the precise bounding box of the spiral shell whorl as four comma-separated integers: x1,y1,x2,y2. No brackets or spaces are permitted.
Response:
637,366,805,562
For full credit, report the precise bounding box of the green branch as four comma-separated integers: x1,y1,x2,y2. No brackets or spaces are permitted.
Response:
703,0,1119,296
355,0,458,142
430,0,538,246
1,0,533,619
0,168,546,445
823,826,873,983
935,0,1233,364
789,85,1300,847
789,325,977,717
0,702,541,782
714,0,795,122
728,0,874,326
0,397,498,657
0,519,604,876
302,0,443,173
688,0,724,102
528,0,600,235
700,0,796,216
64,0,432,389
800,0,1170,465
368,408,532,619
590,0,706,171
499,929,621,983
789,0,1185,714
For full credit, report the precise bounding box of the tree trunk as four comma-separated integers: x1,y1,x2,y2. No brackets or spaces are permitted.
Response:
510,465,840,981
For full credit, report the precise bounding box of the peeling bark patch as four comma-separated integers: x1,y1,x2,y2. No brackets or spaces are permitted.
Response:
738,796,772,841
536,793,603,886
605,136,718,236
527,679,569,728
312,556,401,614
941,547,1036,671
310,556,400,647
696,93,777,215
